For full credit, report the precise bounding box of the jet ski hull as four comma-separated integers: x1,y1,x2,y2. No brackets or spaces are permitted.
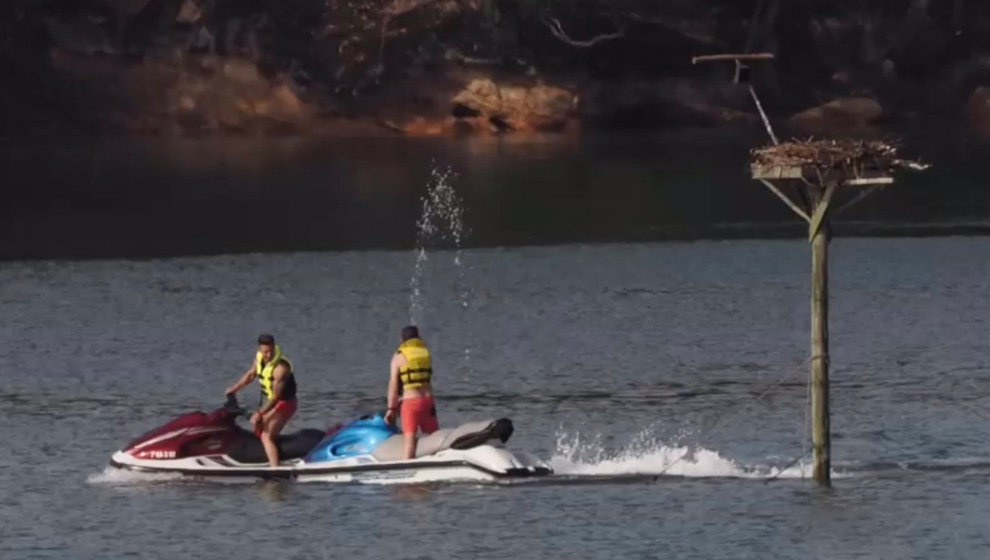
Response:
109,449,551,483
109,408,551,483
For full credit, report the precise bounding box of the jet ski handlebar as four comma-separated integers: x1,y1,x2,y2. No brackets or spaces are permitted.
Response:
223,394,247,417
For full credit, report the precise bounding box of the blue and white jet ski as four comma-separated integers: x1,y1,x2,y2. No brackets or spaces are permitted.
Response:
294,414,551,483
109,397,552,483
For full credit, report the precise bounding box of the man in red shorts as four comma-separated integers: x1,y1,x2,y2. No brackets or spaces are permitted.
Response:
224,334,298,468
384,326,439,459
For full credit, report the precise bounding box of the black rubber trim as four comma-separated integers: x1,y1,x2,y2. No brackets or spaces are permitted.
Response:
449,418,514,450
504,466,552,477
108,457,553,480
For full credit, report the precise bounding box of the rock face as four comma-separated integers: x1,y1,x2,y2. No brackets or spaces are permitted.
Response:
45,17,116,55
580,80,757,128
451,79,577,133
788,98,884,135
168,59,312,134
966,87,990,139
47,51,312,134
175,0,203,24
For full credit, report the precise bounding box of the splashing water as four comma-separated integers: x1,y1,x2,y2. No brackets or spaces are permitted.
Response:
408,166,472,366
86,466,185,485
87,466,261,486
549,430,821,480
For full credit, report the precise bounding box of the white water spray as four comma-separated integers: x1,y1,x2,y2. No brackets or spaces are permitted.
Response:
408,166,472,366
549,429,821,480
87,466,185,485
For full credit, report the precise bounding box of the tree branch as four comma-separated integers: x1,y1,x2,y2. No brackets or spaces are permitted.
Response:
691,53,775,64
376,0,445,74
385,0,444,18
445,48,501,66
543,16,624,48
620,13,717,45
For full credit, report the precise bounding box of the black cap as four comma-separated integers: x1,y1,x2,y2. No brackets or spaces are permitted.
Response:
257,333,275,346
401,325,419,341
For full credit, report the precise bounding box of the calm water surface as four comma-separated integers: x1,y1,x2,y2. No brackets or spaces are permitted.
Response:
1,237,988,559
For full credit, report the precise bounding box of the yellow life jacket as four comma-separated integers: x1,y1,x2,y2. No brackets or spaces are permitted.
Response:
397,338,432,390
255,345,294,401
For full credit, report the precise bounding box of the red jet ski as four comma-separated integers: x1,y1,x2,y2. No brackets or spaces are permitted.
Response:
110,396,328,477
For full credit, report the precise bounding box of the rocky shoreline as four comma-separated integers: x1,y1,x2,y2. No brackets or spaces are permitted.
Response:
2,0,989,139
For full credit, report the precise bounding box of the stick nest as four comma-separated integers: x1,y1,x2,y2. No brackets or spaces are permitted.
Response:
751,139,928,173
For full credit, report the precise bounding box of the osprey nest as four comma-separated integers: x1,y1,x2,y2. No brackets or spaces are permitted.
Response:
750,139,929,178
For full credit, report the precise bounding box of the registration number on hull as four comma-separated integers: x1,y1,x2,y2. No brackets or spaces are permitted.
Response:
140,450,177,459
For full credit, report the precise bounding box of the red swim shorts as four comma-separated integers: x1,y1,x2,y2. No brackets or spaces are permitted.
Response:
255,399,297,437
400,396,438,435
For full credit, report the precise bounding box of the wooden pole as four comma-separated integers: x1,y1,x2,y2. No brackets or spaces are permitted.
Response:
758,179,810,222
748,86,779,145
809,187,831,485
695,50,926,486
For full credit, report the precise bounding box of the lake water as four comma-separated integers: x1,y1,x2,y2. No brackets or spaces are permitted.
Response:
1,237,988,559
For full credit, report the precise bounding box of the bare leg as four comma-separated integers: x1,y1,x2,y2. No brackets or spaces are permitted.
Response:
260,410,289,468
403,431,417,460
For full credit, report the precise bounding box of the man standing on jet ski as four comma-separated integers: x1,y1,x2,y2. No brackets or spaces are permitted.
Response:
384,326,439,459
224,334,298,468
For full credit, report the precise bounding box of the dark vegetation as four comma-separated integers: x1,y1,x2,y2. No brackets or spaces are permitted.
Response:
2,0,989,135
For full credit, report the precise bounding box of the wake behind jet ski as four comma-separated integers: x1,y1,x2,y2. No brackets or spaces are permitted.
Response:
109,395,552,483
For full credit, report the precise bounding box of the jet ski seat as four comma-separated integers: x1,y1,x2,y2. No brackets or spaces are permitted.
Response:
227,428,326,464
371,418,513,461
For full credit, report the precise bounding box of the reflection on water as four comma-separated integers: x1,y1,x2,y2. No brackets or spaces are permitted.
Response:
257,480,292,503
389,484,434,501
1,129,987,260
